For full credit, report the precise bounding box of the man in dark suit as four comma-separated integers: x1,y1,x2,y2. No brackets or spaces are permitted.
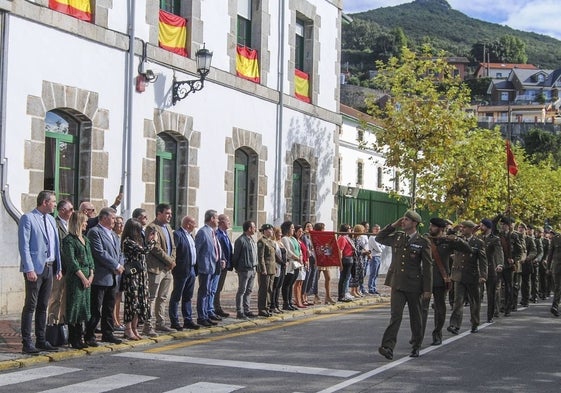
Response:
169,216,200,330
195,209,223,327
144,204,177,335
47,199,73,327
447,220,487,335
19,190,63,354
376,210,432,359
85,207,125,346
214,214,233,318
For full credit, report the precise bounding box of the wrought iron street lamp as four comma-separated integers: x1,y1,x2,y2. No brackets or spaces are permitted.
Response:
172,44,213,105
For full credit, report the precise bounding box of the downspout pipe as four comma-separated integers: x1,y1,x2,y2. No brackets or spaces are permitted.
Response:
0,12,21,222
274,0,286,222
122,0,135,218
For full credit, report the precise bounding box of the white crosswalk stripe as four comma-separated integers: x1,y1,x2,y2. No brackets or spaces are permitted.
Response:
37,373,158,393
114,352,360,378
163,382,244,393
0,366,80,387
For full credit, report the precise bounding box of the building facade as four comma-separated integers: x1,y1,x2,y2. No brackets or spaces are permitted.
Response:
0,0,343,315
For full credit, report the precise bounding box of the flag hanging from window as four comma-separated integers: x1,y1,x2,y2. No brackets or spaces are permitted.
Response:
295,69,310,103
236,45,260,83
506,140,518,176
49,0,92,22
159,10,188,57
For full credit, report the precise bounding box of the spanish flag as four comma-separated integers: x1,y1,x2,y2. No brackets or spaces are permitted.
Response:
295,69,310,103
236,45,260,83
49,0,92,22
159,10,187,57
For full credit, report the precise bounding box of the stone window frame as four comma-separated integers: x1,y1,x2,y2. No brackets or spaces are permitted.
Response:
144,109,201,221
283,143,317,223
24,81,107,212
225,128,268,227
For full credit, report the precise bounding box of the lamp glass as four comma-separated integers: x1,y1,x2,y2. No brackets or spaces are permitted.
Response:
196,48,213,76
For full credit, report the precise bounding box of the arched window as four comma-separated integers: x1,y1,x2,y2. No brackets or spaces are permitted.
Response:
234,147,258,229
292,159,311,225
44,110,79,203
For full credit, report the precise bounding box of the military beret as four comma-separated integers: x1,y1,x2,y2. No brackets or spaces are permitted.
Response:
404,210,422,223
259,223,274,232
480,218,493,229
430,217,448,228
461,220,476,228
535,226,543,233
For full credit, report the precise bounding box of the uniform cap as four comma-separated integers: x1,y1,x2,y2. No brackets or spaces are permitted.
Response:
461,220,476,228
260,223,274,232
404,210,422,223
480,219,493,230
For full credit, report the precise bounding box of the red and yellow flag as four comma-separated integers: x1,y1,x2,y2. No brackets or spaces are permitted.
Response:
49,0,92,22
236,45,260,83
159,10,187,57
295,69,310,103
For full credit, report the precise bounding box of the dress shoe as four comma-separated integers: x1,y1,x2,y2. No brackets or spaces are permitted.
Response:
216,310,230,318
410,348,420,357
258,311,271,317
274,308,283,314
208,314,222,321
183,321,200,330
101,335,123,344
470,326,479,333
22,344,40,354
245,311,257,318
156,325,176,333
170,324,184,331
207,318,218,325
85,338,99,347
551,308,560,317
378,346,393,360
447,326,459,335
236,312,249,320
431,338,442,346
197,319,212,327
36,341,59,352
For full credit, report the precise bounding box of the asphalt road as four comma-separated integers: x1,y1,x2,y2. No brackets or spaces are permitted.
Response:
1,300,560,393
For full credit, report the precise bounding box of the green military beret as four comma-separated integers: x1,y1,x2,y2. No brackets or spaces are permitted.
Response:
404,210,422,223
461,220,476,228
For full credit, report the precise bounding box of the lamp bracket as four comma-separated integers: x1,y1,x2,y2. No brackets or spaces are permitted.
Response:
172,76,206,105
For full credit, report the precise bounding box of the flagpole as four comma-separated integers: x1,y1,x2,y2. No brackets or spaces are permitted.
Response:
507,104,512,221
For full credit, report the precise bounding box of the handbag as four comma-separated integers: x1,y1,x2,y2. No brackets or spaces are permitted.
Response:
291,260,303,270
46,323,69,347
124,258,144,275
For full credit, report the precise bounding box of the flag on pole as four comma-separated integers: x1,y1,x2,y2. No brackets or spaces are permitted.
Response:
159,10,188,57
236,45,260,83
309,231,341,268
506,140,518,176
49,0,92,22
295,69,311,103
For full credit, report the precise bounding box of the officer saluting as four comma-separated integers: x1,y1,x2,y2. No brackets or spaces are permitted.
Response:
377,210,432,360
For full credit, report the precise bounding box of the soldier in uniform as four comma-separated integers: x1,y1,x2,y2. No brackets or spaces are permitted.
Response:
497,216,525,316
479,219,504,323
516,223,534,308
538,227,551,299
377,210,432,360
447,220,487,334
528,226,542,304
547,230,561,316
422,218,471,346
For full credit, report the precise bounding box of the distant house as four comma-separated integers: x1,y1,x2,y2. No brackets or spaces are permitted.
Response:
446,57,470,80
486,67,561,105
474,62,538,79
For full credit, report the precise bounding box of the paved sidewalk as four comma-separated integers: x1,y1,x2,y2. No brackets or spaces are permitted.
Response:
0,277,389,371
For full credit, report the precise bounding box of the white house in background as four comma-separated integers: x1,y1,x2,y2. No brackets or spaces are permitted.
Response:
0,0,342,315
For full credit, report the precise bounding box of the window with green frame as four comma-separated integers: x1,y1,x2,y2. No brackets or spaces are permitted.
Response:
295,19,305,71
292,159,311,225
357,161,364,185
237,0,252,47
44,110,78,205
160,0,181,15
234,148,257,230
156,134,177,226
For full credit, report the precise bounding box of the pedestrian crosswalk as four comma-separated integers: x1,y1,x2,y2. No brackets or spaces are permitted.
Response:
0,365,244,393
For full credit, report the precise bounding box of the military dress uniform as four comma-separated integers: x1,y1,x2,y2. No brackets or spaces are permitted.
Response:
520,234,537,306
482,232,504,322
498,229,525,316
547,234,561,316
539,234,550,299
531,231,544,302
448,235,487,333
376,224,432,355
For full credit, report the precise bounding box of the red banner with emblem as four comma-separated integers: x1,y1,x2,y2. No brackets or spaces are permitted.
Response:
309,231,341,268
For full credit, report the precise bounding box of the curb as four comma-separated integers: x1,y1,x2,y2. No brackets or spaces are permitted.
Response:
0,295,388,372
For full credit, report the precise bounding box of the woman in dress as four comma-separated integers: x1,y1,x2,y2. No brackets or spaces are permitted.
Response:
61,212,94,349
121,218,155,340
349,224,370,298
294,225,309,308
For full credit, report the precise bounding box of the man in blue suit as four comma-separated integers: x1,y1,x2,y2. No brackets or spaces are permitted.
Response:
195,209,224,327
85,207,125,346
19,190,63,354
169,216,200,330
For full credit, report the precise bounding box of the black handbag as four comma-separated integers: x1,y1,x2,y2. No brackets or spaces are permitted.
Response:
46,323,69,347
124,259,144,275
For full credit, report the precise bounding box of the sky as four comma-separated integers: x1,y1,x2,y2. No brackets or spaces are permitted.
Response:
343,0,561,40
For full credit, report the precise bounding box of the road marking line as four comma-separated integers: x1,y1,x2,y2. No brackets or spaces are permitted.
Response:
146,304,386,352
0,366,80,387
114,352,360,378
163,382,244,392
315,322,492,393
38,373,158,393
